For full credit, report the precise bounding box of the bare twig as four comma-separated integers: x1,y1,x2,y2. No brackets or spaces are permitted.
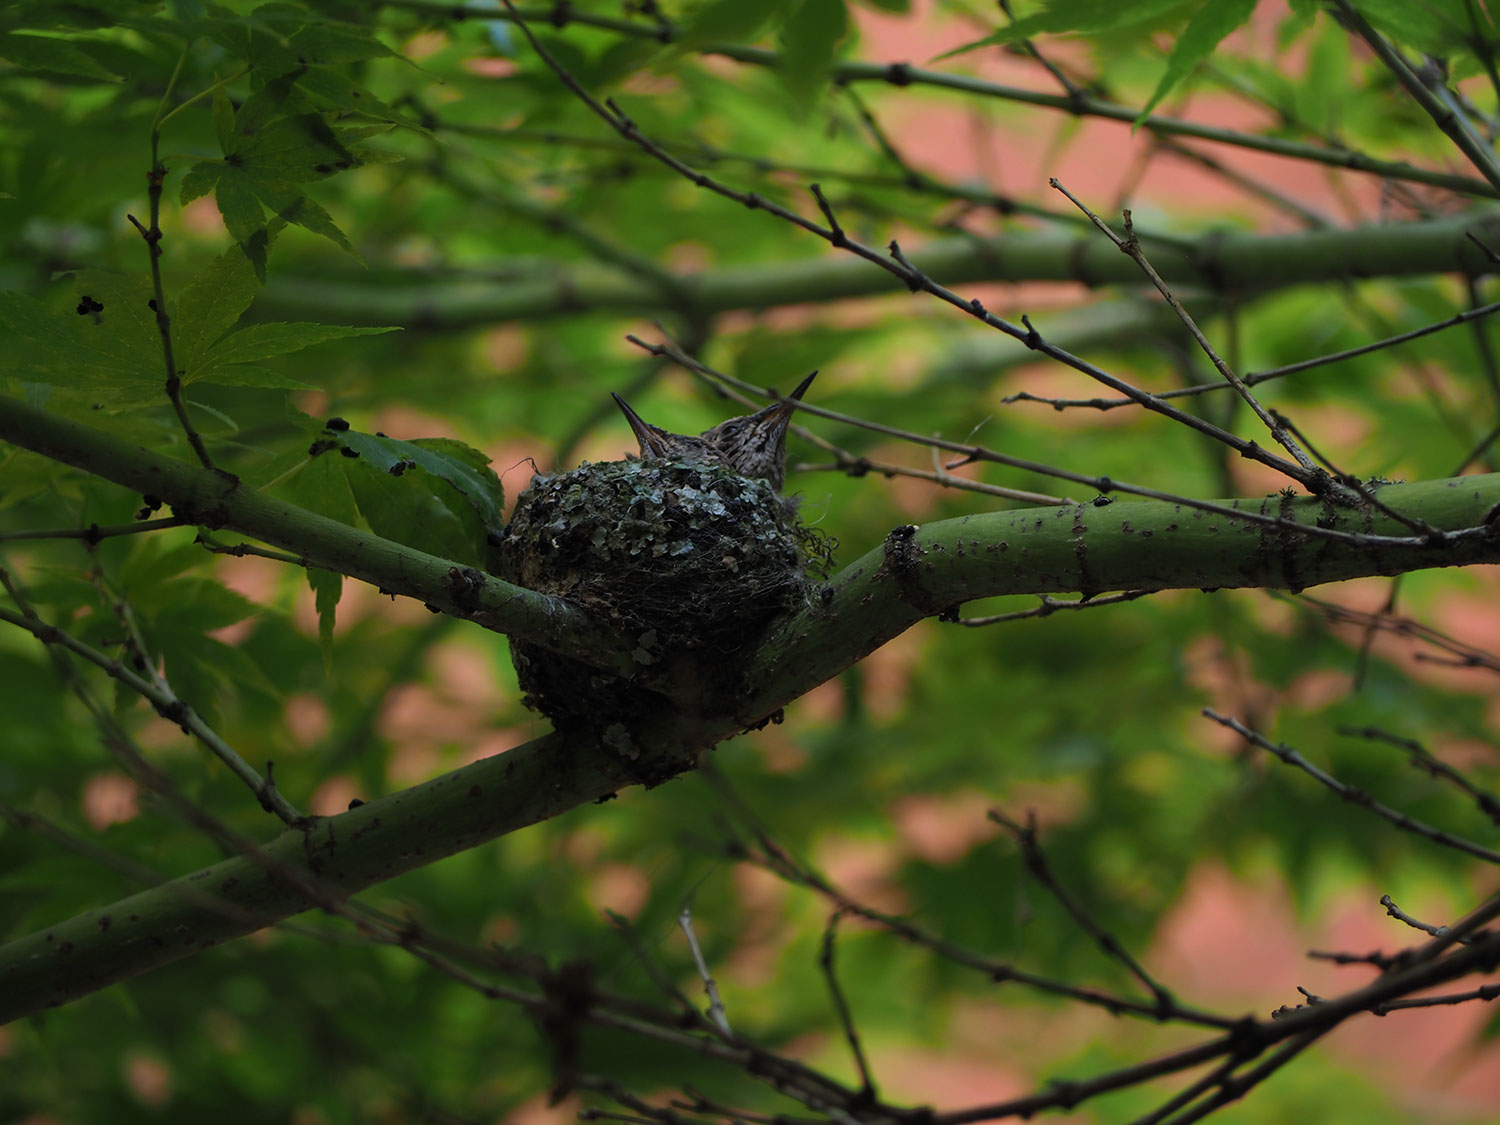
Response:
500,1,1337,497
732,829,1236,1030
995,0,1088,97
626,332,1489,551
1154,1030,1323,1125
430,1,1500,198
1380,894,1474,944
678,908,733,1037
819,911,877,1098
0,516,187,543
196,532,305,566
1307,947,1398,970
605,910,696,1016
1282,592,1500,676
0,572,302,824
1406,897,1500,969
1204,710,1500,866
959,589,1155,626
1003,297,1500,411
1370,981,1500,1013
1269,408,1438,538
1050,180,1325,485
1340,725,1500,827
624,332,1074,505
990,808,1176,1014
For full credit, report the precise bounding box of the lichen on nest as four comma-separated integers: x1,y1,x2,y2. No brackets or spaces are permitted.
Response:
495,457,834,736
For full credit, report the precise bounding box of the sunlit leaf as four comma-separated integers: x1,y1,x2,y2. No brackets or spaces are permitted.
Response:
196,323,396,370
935,0,1191,60
1352,0,1472,54
1135,0,1258,125
308,567,341,663
676,0,790,46
777,0,849,110
174,243,262,375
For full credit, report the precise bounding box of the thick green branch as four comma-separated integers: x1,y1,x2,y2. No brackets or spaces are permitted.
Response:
0,394,631,673
0,726,608,1024
739,477,1500,719
254,211,1500,329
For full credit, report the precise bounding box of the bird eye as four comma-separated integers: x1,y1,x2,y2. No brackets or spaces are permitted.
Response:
719,422,742,437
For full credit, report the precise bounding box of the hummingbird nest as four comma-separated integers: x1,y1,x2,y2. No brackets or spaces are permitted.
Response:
495,457,835,740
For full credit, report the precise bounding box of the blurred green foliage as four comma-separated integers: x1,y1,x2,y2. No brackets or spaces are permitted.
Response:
2,1,1499,1122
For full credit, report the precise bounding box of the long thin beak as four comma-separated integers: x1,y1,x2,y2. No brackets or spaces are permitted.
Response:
611,391,674,458
755,369,818,427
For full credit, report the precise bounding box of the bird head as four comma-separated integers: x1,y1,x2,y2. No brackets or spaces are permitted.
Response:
611,370,816,491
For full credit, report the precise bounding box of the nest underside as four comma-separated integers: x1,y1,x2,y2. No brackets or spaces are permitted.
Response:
496,458,833,733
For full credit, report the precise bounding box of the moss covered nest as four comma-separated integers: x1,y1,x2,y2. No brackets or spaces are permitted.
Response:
494,457,834,734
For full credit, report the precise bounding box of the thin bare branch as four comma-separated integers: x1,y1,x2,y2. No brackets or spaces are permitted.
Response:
1284,591,1500,676
135,66,216,470
959,589,1155,626
1268,409,1438,538
1050,180,1324,484
1371,981,1500,1013
990,808,1176,1014
1204,710,1500,866
1004,297,1500,411
605,910,696,1016
733,830,1236,1030
678,908,733,1037
500,2,1333,496
1340,725,1500,827
1307,947,1398,970
627,332,1485,551
819,911,877,1099
1154,1031,1323,1125
431,1,1500,198
0,572,301,824
625,332,1075,505
1380,894,1476,944
0,516,186,543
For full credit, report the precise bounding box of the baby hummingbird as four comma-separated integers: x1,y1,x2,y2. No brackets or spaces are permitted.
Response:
611,371,816,492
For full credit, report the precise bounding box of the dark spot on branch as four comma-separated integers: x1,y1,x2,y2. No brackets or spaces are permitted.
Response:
885,62,912,86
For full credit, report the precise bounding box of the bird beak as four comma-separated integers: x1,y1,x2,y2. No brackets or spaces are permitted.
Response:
612,392,674,458
755,370,818,427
